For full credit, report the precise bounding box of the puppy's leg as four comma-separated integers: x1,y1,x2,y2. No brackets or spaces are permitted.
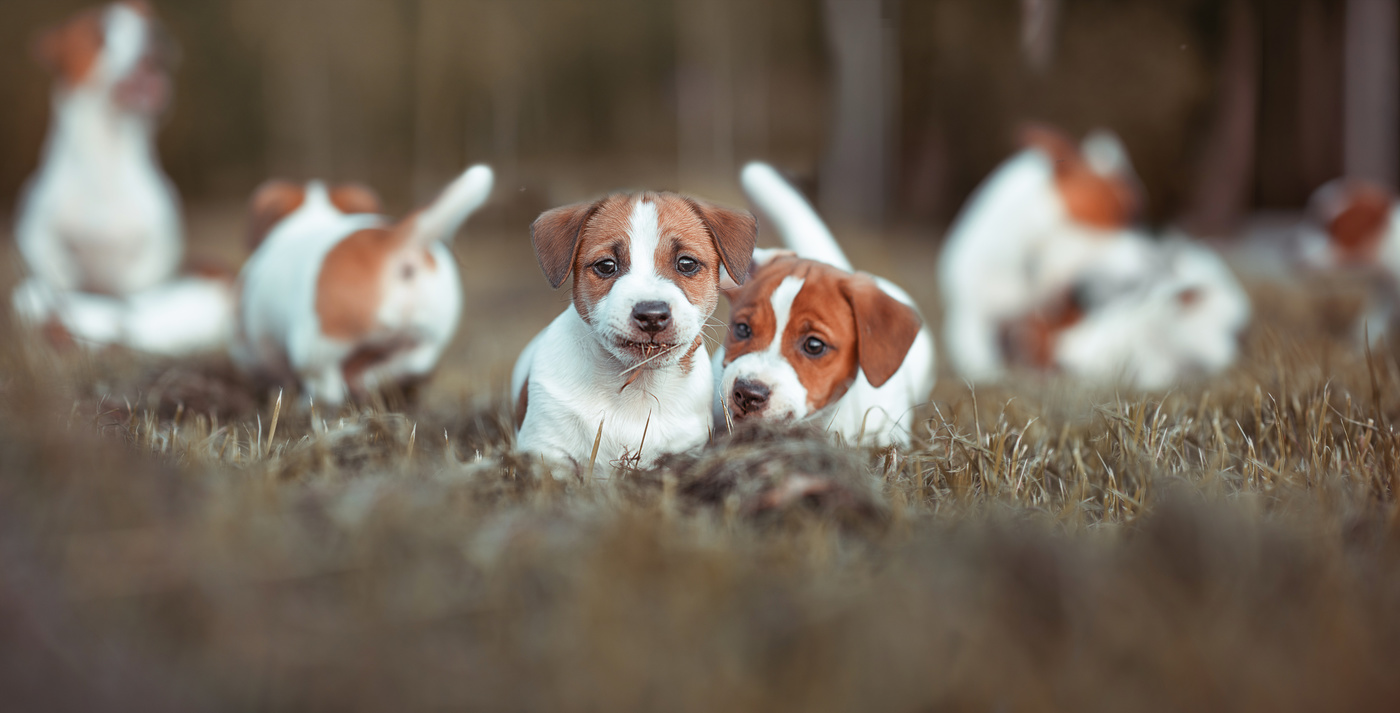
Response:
303,366,349,409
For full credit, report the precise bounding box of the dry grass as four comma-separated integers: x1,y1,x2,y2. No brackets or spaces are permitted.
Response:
4,267,1400,712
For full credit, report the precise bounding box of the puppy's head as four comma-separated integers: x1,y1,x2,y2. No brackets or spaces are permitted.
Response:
1305,179,1394,267
33,2,176,114
531,192,757,368
717,256,922,425
1020,123,1141,231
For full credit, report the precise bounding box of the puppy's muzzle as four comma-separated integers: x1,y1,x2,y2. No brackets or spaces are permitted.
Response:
731,379,770,416
631,301,671,334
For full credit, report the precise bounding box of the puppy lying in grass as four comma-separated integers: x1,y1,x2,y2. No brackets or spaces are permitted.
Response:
713,162,935,447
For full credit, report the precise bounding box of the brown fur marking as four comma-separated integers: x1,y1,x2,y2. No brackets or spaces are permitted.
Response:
1021,124,1139,230
316,228,406,340
247,180,307,250
34,8,105,87
1001,292,1086,370
1327,183,1392,263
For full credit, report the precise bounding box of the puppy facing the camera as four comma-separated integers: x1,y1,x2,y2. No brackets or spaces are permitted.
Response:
18,1,182,297
1300,179,1400,343
713,163,935,447
232,165,493,407
512,192,757,472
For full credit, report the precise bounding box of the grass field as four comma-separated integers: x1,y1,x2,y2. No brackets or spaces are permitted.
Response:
3,210,1400,712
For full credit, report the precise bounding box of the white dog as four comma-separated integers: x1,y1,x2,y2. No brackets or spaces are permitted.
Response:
712,162,935,446
232,165,492,407
512,191,757,472
17,1,182,297
939,124,1153,382
1300,179,1400,343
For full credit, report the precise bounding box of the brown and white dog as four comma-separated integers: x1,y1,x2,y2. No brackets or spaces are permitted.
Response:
512,192,757,472
713,163,935,446
938,124,1154,382
232,165,493,407
16,1,181,297
1301,178,1400,343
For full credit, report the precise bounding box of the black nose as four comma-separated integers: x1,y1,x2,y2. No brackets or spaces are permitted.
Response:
732,379,770,415
632,301,671,334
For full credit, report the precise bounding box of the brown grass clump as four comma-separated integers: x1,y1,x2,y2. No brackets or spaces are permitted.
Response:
2,278,1400,713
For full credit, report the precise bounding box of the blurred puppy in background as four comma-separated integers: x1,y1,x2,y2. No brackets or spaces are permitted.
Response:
1004,238,1250,390
17,1,182,297
232,165,492,407
939,124,1154,382
1300,179,1399,344
513,191,756,472
714,163,934,446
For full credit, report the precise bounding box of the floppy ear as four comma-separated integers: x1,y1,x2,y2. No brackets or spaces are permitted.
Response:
246,179,307,251
685,197,758,285
531,198,602,289
329,183,382,216
841,274,923,388
32,10,104,85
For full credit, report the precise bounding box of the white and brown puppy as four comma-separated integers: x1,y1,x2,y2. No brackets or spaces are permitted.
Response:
17,1,182,296
232,165,492,407
939,124,1152,382
512,192,757,472
714,163,934,447
1301,179,1400,343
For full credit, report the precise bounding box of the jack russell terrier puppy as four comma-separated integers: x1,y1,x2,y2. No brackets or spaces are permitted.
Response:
512,191,757,472
939,124,1154,383
1301,179,1400,344
232,165,493,407
1004,237,1250,390
714,162,935,446
17,1,182,297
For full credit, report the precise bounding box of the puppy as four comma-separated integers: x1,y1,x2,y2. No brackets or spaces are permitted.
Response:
17,1,182,296
13,270,235,355
232,165,493,407
512,192,757,472
1301,179,1399,343
939,124,1151,382
1006,238,1251,390
712,163,934,447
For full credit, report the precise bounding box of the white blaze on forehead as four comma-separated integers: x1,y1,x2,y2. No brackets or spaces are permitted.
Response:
626,198,662,277
720,274,811,422
764,276,805,352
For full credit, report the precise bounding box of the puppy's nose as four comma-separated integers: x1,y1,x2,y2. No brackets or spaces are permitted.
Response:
632,301,671,334
732,379,770,415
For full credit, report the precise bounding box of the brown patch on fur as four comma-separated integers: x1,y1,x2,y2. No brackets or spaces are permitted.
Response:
1001,291,1086,370
723,256,923,411
515,377,529,430
653,195,726,318
681,196,758,285
531,198,606,289
678,336,706,375
33,8,105,87
329,183,383,216
316,228,407,341
1327,183,1392,263
246,180,306,251
1020,124,1138,230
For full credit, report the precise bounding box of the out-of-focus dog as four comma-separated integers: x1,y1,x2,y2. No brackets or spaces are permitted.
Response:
232,166,492,407
16,1,182,297
939,124,1154,382
1300,179,1399,344
713,163,935,446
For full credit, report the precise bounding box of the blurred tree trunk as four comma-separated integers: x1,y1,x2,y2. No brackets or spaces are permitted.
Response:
1297,0,1344,191
819,0,897,226
1020,0,1060,73
1184,0,1259,237
1345,0,1399,186
676,0,736,191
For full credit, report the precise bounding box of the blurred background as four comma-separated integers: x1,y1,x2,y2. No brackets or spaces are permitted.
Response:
1,0,1396,239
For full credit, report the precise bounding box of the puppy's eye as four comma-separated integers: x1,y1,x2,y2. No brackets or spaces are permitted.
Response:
676,256,701,275
593,259,618,278
401,264,416,280
734,323,752,340
802,337,827,356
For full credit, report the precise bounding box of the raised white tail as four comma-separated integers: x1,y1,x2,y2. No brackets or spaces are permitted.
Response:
413,164,495,245
740,162,852,271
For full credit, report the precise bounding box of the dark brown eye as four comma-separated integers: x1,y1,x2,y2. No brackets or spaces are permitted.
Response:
734,323,752,340
676,256,700,275
802,337,827,356
593,259,618,278
401,264,415,280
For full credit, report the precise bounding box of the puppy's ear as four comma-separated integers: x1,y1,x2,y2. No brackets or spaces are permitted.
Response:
1018,122,1080,176
841,274,923,388
532,198,602,289
685,197,758,285
32,10,104,85
247,180,307,251
329,183,382,216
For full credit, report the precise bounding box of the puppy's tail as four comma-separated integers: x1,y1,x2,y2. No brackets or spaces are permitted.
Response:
740,162,852,271
411,164,495,245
